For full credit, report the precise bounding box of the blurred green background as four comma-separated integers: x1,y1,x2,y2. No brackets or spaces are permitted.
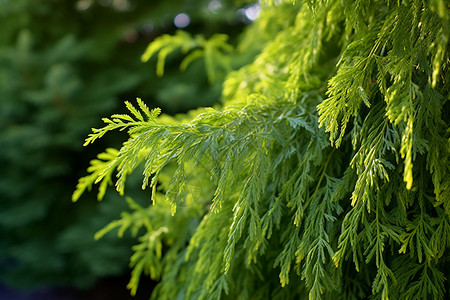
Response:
0,0,255,297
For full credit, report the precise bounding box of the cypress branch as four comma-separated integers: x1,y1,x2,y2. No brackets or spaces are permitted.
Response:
75,1,449,299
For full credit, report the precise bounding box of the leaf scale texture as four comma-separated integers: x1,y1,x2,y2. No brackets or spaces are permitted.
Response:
75,0,449,299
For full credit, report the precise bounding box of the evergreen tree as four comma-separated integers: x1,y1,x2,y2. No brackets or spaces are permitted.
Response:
75,0,449,299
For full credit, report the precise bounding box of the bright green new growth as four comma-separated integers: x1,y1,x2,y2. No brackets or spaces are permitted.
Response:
141,30,233,82
74,0,449,299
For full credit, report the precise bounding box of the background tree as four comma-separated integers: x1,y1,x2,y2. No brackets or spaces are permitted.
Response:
75,0,448,299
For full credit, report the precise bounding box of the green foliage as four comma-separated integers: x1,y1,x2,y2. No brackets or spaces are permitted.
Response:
76,0,449,299
0,25,138,288
0,0,247,290
141,30,233,82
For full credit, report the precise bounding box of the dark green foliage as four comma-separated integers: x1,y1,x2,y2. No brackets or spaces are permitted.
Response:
76,0,449,299
0,0,247,290
0,25,136,289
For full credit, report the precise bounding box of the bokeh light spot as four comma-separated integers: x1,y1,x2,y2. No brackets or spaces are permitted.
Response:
76,0,92,11
174,13,191,28
208,0,222,13
244,4,260,21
